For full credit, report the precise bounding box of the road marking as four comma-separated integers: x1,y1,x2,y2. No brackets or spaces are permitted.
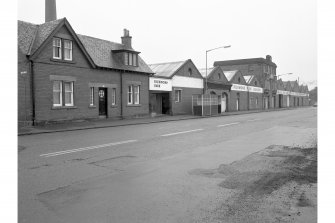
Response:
247,119,260,122
161,129,203,137
40,140,137,158
217,122,240,127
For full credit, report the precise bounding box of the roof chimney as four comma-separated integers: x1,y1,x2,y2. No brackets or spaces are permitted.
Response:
45,0,57,22
121,29,132,49
266,55,272,62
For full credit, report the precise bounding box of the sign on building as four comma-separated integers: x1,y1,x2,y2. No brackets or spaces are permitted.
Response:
149,77,172,91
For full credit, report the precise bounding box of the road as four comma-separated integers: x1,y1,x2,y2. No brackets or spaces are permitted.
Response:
18,107,317,223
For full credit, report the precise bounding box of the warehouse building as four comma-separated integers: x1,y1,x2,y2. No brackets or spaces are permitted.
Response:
199,66,232,113
223,70,248,111
148,60,203,115
244,75,263,110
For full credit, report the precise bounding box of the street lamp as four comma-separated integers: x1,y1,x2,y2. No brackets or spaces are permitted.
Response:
205,45,231,93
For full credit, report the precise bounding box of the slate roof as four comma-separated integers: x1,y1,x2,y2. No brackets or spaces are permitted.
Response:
214,57,277,68
18,18,153,74
78,34,153,73
149,60,188,78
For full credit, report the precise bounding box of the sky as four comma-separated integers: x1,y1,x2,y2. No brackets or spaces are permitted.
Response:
18,0,317,88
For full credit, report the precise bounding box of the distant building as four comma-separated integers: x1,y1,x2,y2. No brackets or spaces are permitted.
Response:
214,55,277,109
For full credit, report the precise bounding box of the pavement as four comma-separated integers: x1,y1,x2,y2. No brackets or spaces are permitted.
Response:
18,107,299,136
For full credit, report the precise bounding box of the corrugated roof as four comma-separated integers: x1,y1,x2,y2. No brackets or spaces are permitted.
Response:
149,60,187,78
222,70,239,82
243,75,253,84
198,67,214,78
18,20,38,55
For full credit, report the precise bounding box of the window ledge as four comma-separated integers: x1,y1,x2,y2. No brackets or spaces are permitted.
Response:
52,106,77,110
126,104,141,107
50,58,76,64
89,105,96,108
110,105,118,108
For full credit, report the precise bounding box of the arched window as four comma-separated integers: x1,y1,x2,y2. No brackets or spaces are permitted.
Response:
188,68,192,76
238,77,241,83
218,73,221,79
255,81,257,86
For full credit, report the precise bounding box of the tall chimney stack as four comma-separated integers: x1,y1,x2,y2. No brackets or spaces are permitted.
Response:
45,0,57,22
121,29,132,49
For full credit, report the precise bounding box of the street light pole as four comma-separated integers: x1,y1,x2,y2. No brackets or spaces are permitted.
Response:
205,45,231,93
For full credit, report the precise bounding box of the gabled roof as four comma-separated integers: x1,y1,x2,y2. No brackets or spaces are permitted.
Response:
18,18,153,74
149,60,189,78
78,34,152,73
198,67,214,78
243,75,253,84
222,70,239,82
244,75,261,87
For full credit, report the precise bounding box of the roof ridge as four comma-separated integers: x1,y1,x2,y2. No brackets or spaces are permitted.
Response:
18,20,38,26
149,60,187,66
77,34,124,46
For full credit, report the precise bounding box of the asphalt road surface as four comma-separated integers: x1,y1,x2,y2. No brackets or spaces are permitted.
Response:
18,107,317,223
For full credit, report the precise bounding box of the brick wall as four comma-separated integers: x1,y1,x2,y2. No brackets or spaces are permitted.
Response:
229,91,248,111
171,87,203,115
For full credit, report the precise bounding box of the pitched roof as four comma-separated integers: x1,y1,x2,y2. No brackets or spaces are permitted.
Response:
243,75,253,84
214,57,277,68
198,67,214,78
78,34,153,73
18,20,38,55
222,70,239,82
30,18,64,55
149,60,188,78
18,18,153,74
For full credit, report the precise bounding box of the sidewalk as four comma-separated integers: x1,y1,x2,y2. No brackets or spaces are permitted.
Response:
18,107,297,136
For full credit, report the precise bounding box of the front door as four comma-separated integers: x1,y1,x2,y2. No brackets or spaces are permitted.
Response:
221,95,227,113
98,88,107,116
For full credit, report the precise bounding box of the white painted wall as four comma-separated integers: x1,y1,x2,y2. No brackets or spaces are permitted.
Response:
172,76,203,89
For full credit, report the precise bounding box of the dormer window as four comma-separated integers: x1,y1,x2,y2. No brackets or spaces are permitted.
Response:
124,52,138,66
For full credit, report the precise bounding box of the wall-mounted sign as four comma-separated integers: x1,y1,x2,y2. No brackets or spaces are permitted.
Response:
231,84,248,92
277,90,290,95
172,76,203,89
289,92,308,97
149,77,172,91
247,86,263,93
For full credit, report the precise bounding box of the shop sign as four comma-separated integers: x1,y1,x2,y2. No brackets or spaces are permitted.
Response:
231,84,248,92
247,86,263,93
289,92,308,97
277,90,290,95
149,77,172,91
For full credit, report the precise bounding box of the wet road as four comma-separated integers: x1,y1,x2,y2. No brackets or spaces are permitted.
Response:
18,107,317,223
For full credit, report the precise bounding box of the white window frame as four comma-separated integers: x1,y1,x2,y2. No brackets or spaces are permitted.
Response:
53,81,62,106
175,90,181,103
111,88,116,105
64,40,73,61
128,85,133,104
90,87,94,106
128,53,133,66
134,86,140,104
64,82,74,106
53,38,62,59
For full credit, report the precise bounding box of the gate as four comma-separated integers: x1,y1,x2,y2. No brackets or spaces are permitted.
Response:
192,94,219,116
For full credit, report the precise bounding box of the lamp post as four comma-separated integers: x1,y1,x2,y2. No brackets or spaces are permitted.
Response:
205,45,231,93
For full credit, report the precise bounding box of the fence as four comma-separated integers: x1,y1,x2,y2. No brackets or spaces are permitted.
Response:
192,94,219,116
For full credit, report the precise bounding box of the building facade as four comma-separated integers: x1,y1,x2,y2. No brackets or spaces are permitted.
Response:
149,60,204,115
18,18,153,125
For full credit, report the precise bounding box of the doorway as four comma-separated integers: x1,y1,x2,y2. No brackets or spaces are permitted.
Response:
98,88,107,116
221,93,227,113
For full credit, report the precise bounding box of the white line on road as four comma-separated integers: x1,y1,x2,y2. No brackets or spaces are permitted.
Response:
40,140,137,158
217,122,240,127
161,129,203,137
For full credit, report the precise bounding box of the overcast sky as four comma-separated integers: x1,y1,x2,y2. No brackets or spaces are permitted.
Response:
18,0,317,88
